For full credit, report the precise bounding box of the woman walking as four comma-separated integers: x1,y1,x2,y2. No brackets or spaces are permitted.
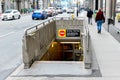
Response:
95,9,105,33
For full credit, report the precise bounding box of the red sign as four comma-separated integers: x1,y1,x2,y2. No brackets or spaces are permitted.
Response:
58,29,66,37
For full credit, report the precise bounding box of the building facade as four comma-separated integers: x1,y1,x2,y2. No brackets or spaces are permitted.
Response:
0,0,51,13
1,0,72,13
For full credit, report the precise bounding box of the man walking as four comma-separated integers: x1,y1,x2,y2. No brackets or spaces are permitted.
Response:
87,8,93,25
95,9,105,33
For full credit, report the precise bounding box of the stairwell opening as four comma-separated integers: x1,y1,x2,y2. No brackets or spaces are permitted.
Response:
40,41,83,61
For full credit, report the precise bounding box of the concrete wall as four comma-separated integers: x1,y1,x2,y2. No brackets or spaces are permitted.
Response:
56,19,84,42
82,25,92,69
22,21,56,69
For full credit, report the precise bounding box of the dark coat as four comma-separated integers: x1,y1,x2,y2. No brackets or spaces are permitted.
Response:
87,10,93,18
95,11,105,22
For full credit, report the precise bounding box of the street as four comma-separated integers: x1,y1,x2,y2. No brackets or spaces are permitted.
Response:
0,12,72,80
0,13,52,80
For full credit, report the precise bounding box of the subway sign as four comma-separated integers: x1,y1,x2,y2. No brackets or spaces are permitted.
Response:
66,29,80,37
58,29,80,37
58,29,66,37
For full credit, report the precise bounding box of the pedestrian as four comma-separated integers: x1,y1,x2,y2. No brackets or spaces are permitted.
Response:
87,8,93,25
95,9,105,33
77,9,79,17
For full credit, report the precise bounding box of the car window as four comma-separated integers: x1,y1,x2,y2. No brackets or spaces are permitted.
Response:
4,10,12,13
13,11,18,13
43,11,46,13
34,10,42,13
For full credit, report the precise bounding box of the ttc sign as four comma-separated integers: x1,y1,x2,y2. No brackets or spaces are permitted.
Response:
58,29,66,37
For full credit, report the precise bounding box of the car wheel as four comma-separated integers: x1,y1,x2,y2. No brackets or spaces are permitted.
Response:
32,18,34,20
50,13,53,17
42,16,45,20
12,16,15,20
18,15,21,19
46,16,48,19
2,19,4,21
42,17,44,20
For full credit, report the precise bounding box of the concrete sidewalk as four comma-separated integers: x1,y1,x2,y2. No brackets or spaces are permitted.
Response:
6,11,120,80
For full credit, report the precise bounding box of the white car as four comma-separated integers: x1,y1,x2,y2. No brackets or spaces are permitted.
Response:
48,7,56,16
116,6,120,12
67,8,74,13
1,9,21,21
56,7,63,14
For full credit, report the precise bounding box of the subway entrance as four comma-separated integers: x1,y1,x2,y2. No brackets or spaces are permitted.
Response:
40,41,83,61
22,18,92,69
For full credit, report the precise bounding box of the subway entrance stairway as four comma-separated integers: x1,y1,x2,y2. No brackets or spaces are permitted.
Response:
6,12,120,80
40,42,83,61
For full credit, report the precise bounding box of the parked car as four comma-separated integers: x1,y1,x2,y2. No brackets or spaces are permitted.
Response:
62,7,68,12
48,7,56,16
67,8,74,13
45,9,53,17
1,9,21,21
116,6,120,13
32,10,48,20
56,7,63,14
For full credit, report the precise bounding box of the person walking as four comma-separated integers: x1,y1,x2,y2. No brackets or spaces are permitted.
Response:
95,9,105,33
87,8,93,25
77,9,79,17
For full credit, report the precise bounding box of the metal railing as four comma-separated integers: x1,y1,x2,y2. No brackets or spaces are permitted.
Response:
25,17,55,35
25,16,76,35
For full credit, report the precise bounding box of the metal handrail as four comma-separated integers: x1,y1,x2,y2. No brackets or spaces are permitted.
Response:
25,17,55,35
25,16,80,35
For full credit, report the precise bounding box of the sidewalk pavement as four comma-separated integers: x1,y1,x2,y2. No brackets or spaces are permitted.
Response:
6,11,120,80
83,11,120,78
